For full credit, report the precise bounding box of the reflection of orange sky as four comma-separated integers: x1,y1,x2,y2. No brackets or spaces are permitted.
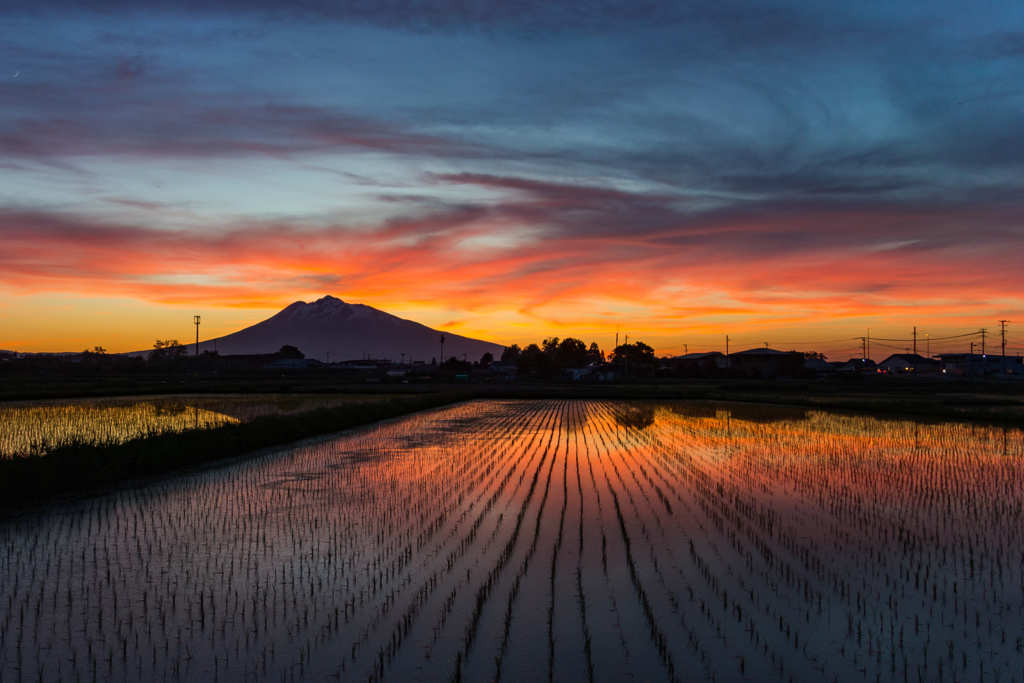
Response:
578,406,1024,548
2,203,1022,354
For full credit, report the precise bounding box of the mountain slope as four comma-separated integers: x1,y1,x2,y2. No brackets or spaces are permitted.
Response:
185,296,503,362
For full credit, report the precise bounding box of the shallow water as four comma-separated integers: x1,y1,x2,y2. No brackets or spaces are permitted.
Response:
0,393,384,457
1,400,1023,682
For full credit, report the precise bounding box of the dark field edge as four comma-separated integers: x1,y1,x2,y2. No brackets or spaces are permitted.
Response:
0,391,471,512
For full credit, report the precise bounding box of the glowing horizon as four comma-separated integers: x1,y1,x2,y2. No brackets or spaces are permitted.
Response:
2,3,1022,358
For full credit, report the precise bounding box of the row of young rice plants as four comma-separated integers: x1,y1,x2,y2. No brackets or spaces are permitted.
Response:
0,401,514,682
1,399,1022,682
639,405,1024,683
0,394,385,458
1,399,605,682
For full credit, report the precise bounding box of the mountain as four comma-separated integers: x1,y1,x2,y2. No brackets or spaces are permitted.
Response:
178,296,504,362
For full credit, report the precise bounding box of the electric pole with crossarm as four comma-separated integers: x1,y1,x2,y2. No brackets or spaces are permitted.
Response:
1000,320,1009,377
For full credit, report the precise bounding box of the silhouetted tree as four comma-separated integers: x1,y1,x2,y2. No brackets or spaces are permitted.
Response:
149,340,187,362
587,342,605,364
480,352,494,366
440,357,473,374
278,345,304,359
609,341,656,377
541,337,559,358
516,343,543,376
501,344,521,362
556,338,588,368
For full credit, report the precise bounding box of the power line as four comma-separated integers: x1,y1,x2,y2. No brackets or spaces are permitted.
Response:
869,331,979,342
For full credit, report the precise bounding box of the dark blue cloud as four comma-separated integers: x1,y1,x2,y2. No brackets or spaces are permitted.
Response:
1,1,1021,225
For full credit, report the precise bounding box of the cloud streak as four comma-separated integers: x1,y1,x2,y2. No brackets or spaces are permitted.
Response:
1,2,1022,351
2,177,1020,335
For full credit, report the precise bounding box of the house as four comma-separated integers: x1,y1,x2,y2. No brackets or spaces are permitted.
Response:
669,352,727,372
489,361,519,380
727,348,805,379
877,354,942,375
263,358,327,370
837,358,877,373
335,359,387,376
804,356,834,379
573,363,620,381
562,366,594,381
937,353,1023,377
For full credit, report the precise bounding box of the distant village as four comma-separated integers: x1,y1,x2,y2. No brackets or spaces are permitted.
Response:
2,338,1021,382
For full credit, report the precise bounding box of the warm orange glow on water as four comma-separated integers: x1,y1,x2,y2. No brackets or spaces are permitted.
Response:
2,400,1022,682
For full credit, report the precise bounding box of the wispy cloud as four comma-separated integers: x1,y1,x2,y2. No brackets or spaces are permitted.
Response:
1,1,1021,349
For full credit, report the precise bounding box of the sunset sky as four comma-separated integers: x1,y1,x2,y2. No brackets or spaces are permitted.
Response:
2,1,1023,358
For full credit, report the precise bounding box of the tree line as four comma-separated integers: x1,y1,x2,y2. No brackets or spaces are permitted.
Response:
499,337,656,378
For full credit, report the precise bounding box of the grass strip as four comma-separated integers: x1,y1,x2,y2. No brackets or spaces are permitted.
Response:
0,391,470,510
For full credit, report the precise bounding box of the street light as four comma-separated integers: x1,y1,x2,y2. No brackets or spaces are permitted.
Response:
194,315,201,357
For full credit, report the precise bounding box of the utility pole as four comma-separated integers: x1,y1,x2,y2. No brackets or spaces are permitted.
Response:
926,333,929,358
1000,320,1009,377
726,335,730,380
326,351,330,363
867,329,871,361
439,335,446,363
624,335,628,381
684,344,688,355
401,352,405,365
861,337,866,359
194,315,201,357
913,327,917,356
980,328,987,356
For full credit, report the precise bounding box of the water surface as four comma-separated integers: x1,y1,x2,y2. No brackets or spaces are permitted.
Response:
1,400,1022,682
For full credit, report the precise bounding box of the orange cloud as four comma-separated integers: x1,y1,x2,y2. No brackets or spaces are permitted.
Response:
1,177,1022,355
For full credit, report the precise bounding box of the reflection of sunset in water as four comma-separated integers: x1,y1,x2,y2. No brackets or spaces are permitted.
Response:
1,400,1022,682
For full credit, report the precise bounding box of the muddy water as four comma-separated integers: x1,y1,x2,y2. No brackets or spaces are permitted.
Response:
1,400,1023,682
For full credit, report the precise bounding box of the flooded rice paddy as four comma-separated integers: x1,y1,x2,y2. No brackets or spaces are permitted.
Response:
2,400,1024,682
0,394,385,457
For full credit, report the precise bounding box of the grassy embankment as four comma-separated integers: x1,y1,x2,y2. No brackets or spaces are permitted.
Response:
0,391,470,510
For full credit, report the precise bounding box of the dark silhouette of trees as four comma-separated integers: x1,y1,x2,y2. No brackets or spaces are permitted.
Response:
149,340,187,362
511,337,612,378
610,341,656,377
277,345,304,359
480,352,494,366
516,343,551,376
501,344,521,362
556,337,588,368
440,357,473,374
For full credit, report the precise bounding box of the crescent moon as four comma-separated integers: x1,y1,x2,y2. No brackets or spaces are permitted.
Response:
12,72,17,77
